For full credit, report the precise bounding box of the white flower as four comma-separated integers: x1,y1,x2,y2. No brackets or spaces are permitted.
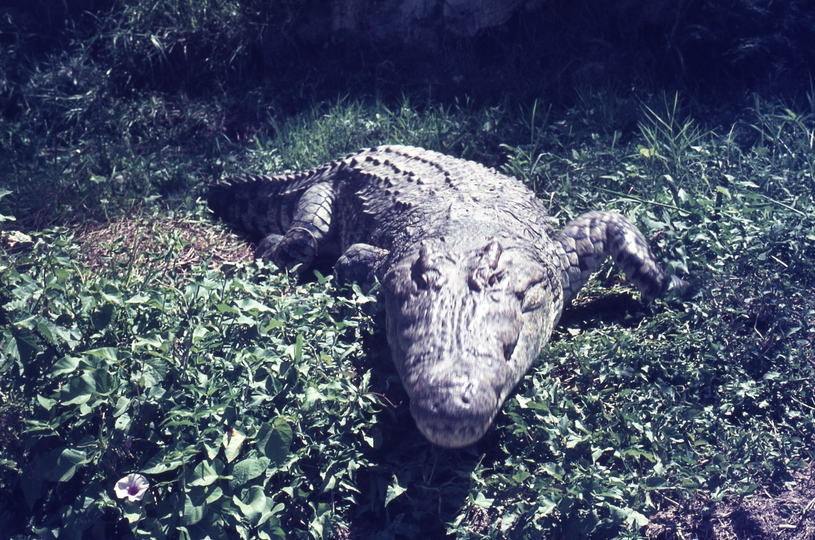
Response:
114,473,149,502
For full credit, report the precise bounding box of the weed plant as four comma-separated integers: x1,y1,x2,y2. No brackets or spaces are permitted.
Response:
3,92,815,538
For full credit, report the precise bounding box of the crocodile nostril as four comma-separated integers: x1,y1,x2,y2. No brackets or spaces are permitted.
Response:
460,382,475,406
503,340,517,362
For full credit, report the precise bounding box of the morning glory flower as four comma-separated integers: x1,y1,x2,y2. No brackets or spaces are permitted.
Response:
114,473,149,502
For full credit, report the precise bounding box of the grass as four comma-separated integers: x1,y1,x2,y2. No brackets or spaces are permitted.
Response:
1,1,815,538
2,91,814,539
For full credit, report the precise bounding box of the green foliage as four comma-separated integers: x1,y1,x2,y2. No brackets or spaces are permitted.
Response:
1,1,814,537
2,94,814,538
0,225,382,538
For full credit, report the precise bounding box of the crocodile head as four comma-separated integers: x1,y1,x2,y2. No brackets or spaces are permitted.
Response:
382,237,562,448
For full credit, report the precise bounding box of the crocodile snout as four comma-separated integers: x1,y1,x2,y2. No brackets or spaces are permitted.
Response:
409,375,501,449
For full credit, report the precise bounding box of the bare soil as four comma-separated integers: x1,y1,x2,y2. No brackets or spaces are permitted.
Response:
646,465,815,540
76,214,254,276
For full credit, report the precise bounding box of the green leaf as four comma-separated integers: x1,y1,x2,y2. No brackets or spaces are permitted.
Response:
141,451,184,475
134,334,165,349
182,489,207,526
5,330,40,364
235,298,274,313
51,448,89,482
232,486,271,525
303,387,324,410
385,474,407,507
60,372,96,406
189,460,221,487
36,320,58,345
51,356,82,376
230,457,271,488
715,185,732,199
293,333,303,362
223,428,246,463
36,395,56,410
512,471,532,484
472,492,494,509
83,347,119,362
122,500,144,524
192,325,209,343
91,304,115,330
205,486,223,505
259,418,292,467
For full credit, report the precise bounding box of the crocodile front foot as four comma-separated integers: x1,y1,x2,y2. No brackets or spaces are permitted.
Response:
335,243,389,288
256,227,319,271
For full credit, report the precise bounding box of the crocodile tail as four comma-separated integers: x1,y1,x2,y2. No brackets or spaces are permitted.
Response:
207,176,310,239
556,211,682,304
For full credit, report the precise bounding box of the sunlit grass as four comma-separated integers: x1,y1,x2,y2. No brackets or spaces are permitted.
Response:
2,91,814,538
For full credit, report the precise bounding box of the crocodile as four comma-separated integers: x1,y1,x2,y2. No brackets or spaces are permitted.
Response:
208,145,682,449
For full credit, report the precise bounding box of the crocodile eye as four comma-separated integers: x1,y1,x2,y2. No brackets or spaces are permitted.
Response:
411,244,444,291
413,268,442,290
469,240,504,291
519,282,547,313
487,270,505,287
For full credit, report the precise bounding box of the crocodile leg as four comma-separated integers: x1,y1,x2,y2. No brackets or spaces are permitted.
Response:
257,182,335,271
556,211,677,303
334,243,390,288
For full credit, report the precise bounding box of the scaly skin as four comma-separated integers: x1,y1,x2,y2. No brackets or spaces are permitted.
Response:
208,146,681,448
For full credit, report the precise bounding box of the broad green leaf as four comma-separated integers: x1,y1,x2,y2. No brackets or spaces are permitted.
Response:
223,428,246,463
134,334,165,349
83,347,119,362
260,418,292,467
303,387,324,410
263,319,285,332
91,304,115,330
384,474,407,507
608,504,649,528
114,412,130,431
36,395,56,410
5,330,40,364
230,457,271,488
293,333,303,362
92,368,116,396
535,497,557,517
192,325,209,343
472,492,493,509
189,460,220,487
182,489,207,526
204,440,219,461
541,462,564,481
205,486,223,504
512,471,532,484
236,314,256,326
141,451,184,475
235,298,274,313
122,500,144,524
36,320,57,345
51,356,82,376
51,448,88,482
100,291,123,306
60,372,96,406
232,486,271,525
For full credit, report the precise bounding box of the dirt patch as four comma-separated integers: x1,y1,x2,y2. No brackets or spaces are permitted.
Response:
76,214,254,278
646,465,815,540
